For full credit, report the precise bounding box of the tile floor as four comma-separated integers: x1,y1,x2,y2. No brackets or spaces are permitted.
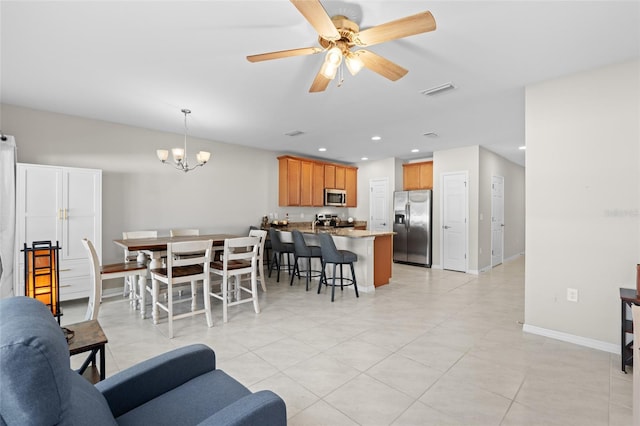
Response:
62,256,634,425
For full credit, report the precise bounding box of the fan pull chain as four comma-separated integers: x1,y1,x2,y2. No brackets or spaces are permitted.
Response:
337,61,345,88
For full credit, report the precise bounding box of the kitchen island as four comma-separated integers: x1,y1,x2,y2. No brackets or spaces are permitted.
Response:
280,228,394,293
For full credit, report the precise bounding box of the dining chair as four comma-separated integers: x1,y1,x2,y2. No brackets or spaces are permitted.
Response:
209,236,261,323
169,228,200,237
267,228,294,282
250,225,271,270
317,232,359,302
149,240,213,338
121,230,158,306
81,238,147,320
248,229,268,292
290,230,322,291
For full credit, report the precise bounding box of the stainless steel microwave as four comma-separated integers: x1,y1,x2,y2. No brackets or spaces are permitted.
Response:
324,188,347,207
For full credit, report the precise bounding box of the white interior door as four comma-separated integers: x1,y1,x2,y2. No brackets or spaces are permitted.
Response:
491,175,505,267
442,172,468,272
369,178,389,231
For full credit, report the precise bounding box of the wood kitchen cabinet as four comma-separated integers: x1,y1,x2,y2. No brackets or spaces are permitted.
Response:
403,161,433,190
279,157,301,206
278,155,357,207
345,167,357,207
312,162,325,207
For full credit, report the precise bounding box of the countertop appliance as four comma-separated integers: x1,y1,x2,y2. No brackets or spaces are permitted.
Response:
324,188,346,207
316,214,354,228
393,190,432,267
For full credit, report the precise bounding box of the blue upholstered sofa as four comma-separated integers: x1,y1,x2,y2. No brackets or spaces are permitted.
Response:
0,297,286,425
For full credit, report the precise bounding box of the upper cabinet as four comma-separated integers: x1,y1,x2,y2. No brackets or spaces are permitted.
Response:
278,155,357,207
403,161,433,190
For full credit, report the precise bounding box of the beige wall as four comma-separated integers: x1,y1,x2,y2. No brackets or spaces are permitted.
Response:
432,145,480,271
2,104,279,265
525,59,640,347
478,147,526,270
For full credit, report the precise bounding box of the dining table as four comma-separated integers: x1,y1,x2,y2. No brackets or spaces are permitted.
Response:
113,233,238,318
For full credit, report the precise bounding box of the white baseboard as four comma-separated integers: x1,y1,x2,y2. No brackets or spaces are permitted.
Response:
522,324,619,354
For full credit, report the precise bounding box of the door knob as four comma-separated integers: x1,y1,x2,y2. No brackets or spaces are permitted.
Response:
443,225,450,229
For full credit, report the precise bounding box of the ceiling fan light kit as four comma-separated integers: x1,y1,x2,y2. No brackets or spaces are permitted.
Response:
246,0,437,92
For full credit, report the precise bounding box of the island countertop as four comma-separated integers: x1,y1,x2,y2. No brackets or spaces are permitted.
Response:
294,228,395,238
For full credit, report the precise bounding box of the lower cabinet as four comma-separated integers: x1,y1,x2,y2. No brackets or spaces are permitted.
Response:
16,163,102,301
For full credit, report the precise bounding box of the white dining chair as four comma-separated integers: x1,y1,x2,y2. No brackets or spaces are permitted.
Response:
209,236,261,323
169,229,200,237
150,239,213,338
121,230,158,307
248,229,267,292
82,238,147,320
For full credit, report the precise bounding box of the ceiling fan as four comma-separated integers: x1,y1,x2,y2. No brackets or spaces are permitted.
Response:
246,0,437,92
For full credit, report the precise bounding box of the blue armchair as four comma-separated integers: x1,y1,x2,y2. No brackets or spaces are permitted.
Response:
0,297,286,425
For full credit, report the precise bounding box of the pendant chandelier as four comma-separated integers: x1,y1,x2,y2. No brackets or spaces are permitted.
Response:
156,108,211,172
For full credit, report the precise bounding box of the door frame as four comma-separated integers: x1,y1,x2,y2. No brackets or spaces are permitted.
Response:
439,171,469,273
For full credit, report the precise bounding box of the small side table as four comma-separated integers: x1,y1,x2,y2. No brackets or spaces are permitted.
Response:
66,319,108,383
620,288,640,373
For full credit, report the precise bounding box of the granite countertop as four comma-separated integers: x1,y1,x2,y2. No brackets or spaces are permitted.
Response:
295,228,395,238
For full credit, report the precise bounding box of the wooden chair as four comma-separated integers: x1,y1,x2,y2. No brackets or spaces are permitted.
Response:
169,229,200,237
121,230,158,309
209,236,261,323
248,229,268,292
81,238,147,321
150,240,213,338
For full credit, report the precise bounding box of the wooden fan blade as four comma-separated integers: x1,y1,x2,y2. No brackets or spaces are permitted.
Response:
309,68,331,93
357,50,408,81
290,0,340,41
355,11,436,47
247,47,323,63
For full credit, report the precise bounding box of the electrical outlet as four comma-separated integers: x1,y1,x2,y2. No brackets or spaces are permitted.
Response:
567,288,578,302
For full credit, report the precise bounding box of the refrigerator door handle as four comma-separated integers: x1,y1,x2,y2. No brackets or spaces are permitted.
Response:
405,204,410,229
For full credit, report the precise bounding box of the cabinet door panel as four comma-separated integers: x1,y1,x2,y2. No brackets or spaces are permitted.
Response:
345,168,357,207
324,165,336,188
20,165,63,244
312,163,325,206
63,170,101,260
300,161,313,206
335,166,346,189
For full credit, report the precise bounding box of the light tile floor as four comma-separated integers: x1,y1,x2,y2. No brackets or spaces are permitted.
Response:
63,256,634,425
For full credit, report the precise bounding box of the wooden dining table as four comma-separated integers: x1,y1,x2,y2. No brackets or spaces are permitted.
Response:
113,233,238,318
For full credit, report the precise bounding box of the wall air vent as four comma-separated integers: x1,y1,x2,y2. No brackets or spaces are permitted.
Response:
419,82,456,97
423,132,438,137
284,130,305,137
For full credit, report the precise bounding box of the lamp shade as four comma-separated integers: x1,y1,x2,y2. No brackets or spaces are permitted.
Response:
156,149,169,162
172,148,184,162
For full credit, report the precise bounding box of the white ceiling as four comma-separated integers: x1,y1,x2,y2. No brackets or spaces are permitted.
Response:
2,1,639,166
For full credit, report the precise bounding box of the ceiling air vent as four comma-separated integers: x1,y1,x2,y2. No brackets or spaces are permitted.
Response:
419,82,456,97
284,130,305,137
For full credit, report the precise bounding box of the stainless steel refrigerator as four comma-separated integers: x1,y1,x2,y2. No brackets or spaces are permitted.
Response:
393,190,432,267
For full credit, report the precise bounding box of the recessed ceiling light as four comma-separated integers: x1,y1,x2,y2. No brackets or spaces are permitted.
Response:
519,146,526,150
411,149,420,153
371,136,381,141
361,157,368,161
318,147,327,152
423,132,438,137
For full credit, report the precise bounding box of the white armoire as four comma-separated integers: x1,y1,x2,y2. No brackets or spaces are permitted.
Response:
15,163,102,301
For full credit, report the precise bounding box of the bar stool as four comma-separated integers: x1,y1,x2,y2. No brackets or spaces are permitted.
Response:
268,228,294,282
289,230,322,291
317,232,359,302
